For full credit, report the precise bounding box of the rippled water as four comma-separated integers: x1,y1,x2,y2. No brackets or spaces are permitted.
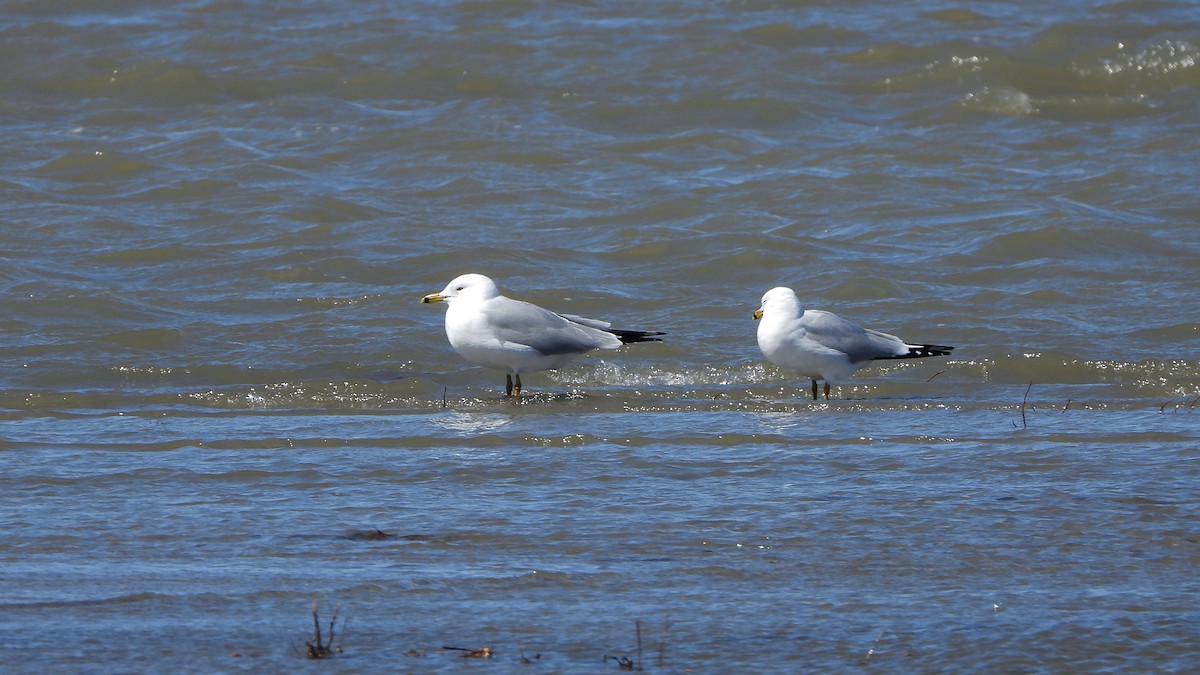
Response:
2,0,1198,672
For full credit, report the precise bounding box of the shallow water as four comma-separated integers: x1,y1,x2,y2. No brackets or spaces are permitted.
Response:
2,0,1199,672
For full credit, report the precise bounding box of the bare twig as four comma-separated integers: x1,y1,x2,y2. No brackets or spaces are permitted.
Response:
1062,398,1071,413
305,600,342,659
863,628,886,662
1020,381,1032,429
604,655,636,671
925,370,944,382
1159,399,1171,414
604,620,646,672
636,619,643,672
327,604,340,650
442,387,448,409
312,600,321,643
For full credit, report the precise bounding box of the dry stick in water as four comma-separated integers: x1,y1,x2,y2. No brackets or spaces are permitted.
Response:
305,599,341,659
863,629,886,663
1020,381,1033,429
603,620,644,671
636,619,643,672
604,654,637,671
310,600,322,652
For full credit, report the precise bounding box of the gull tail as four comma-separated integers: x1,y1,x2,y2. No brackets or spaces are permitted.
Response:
606,329,665,344
875,344,954,360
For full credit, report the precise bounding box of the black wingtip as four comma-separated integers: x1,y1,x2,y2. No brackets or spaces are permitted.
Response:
608,329,666,344
875,344,954,360
907,344,954,358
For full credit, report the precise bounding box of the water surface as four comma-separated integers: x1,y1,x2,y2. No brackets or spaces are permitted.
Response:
2,0,1198,672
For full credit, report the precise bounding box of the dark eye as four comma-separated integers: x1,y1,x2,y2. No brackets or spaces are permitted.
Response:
456,286,465,291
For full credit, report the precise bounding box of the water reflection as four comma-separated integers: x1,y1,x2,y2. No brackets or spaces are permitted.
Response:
749,409,808,431
431,411,513,436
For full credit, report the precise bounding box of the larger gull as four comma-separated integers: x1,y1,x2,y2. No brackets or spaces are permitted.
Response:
754,286,953,400
422,273,663,397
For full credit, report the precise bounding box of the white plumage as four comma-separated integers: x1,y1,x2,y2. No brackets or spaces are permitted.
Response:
754,286,953,400
422,273,662,396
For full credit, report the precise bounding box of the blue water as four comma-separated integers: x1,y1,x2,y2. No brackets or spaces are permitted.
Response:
2,0,1199,672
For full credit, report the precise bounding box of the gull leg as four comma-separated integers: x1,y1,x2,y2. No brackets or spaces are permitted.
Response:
823,383,831,400
505,374,514,397
513,374,522,398
811,379,819,401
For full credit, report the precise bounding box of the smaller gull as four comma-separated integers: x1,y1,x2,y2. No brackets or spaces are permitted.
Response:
422,273,663,397
754,286,953,400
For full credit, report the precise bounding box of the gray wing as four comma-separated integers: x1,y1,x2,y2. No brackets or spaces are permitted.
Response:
484,297,621,355
800,310,909,362
557,313,612,330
